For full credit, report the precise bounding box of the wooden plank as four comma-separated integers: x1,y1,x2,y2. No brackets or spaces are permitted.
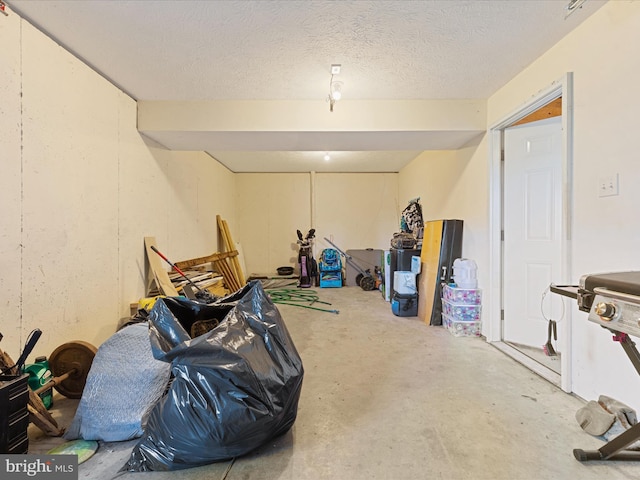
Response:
144,237,180,297
174,250,238,270
223,219,246,285
216,216,236,282
216,215,231,250
0,349,15,374
223,260,241,291
235,242,248,280
417,220,444,325
206,279,229,297
216,215,244,288
213,258,241,291
27,393,64,436
173,275,224,290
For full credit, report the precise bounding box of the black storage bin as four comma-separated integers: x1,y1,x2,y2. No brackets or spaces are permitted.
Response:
391,292,418,317
0,374,30,454
390,248,420,293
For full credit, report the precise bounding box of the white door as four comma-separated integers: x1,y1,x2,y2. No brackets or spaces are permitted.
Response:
503,116,563,349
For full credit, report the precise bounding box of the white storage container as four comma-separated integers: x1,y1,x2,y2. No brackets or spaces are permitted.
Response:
393,271,416,294
442,284,482,305
442,299,482,322
442,313,482,337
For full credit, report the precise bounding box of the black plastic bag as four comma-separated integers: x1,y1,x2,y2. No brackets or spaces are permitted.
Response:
121,281,304,472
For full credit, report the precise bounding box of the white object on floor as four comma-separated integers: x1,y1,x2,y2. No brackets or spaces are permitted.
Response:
394,271,417,294
453,258,478,288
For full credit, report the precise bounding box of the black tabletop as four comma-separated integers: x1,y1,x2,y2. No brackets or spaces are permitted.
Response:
581,271,640,296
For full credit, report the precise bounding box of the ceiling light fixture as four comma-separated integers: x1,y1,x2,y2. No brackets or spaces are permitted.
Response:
324,153,331,161
565,0,587,18
328,64,343,112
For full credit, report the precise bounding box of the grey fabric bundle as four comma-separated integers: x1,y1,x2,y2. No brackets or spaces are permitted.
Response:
575,400,615,436
576,395,640,449
64,323,171,442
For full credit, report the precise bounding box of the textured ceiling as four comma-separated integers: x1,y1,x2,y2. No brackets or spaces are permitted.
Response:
7,0,606,172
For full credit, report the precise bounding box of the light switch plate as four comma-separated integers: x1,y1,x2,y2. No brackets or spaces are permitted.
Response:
598,173,619,197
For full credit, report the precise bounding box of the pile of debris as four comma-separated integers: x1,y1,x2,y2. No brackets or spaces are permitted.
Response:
143,215,246,302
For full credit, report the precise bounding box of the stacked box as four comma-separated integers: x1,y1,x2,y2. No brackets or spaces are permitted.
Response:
442,313,482,337
442,285,482,337
0,374,30,454
442,299,481,321
442,284,482,304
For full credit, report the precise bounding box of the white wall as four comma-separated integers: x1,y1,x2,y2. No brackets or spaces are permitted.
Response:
398,146,489,285
314,173,399,253
489,0,640,407
400,1,640,408
0,15,236,359
235,173,312,274
0,9,23,350
235,172,399,275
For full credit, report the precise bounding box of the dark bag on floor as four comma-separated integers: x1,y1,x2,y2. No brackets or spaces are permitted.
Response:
121,281,304,472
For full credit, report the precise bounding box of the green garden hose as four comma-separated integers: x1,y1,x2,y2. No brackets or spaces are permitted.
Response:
266,288,339,314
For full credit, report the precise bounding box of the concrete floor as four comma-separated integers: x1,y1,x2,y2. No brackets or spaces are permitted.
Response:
28,286,640,479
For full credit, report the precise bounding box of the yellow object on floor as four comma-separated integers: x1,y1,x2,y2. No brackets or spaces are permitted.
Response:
138,296,165,311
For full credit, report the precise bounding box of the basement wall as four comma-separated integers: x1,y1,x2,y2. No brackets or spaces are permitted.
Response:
401,0,640,408
491,0,640,409
398,146,488,290
235,172,399,275
0,15,236,358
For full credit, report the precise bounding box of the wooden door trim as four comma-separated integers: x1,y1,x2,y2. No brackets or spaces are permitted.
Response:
488,73,574,393
511,97,562,126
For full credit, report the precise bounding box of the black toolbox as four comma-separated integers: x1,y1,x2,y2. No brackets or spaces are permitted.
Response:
0,374,30,454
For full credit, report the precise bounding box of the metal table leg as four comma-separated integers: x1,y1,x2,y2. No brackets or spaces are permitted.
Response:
574,332,640,462
574,422,640,461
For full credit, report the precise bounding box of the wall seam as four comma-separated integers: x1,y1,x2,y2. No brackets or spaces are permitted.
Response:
19,17,24,346
117,95,121,316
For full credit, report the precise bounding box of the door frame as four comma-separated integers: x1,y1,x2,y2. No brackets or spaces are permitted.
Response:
487,73,574,393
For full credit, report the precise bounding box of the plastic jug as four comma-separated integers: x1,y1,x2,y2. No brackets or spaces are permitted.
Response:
453,258,478,289
23,356,53,409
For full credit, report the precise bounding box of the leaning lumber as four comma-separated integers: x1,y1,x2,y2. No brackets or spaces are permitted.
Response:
216,216,246,287
173,250,239,270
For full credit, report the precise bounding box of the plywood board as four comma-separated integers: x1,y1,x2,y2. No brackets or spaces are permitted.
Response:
417,220,443,324
144,237,180,297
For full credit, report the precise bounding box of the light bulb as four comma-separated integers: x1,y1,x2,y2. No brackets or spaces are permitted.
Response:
331,81,343,101
324,153,331,161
